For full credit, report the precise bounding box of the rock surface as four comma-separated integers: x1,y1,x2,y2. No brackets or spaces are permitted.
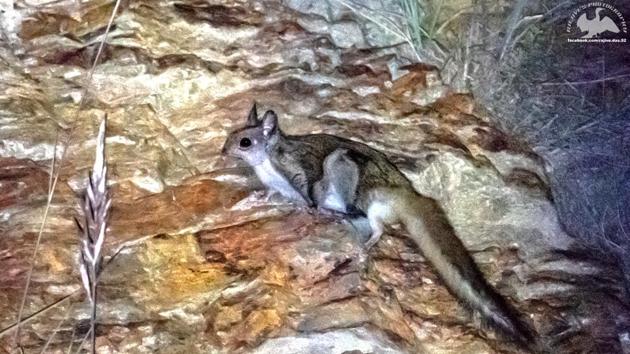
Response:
0,1,628,353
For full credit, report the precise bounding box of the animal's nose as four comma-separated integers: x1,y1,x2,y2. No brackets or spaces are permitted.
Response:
220,139,230,155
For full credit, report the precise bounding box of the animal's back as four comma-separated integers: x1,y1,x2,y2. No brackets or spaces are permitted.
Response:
288,134,412,193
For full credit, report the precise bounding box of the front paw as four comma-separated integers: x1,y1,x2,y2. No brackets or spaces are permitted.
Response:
252,189,267,199
303,195,316,208
306,205,330,217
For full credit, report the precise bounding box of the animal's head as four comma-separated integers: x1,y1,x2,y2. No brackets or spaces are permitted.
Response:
221,103,281,166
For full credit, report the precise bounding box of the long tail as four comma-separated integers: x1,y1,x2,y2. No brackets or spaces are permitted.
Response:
390,189,538,350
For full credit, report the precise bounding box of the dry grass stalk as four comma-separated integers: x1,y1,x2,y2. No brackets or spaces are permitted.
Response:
74,115,111,354
13,0,123,348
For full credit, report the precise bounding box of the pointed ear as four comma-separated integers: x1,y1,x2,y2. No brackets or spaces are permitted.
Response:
262,110,278,138
246,102,259,126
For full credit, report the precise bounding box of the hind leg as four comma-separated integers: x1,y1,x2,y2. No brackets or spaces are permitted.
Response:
365,214,384,250
365,201,385,250
365,198,398,250
313,149,359,214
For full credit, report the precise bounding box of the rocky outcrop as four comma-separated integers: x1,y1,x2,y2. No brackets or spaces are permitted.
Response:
0,1,628,353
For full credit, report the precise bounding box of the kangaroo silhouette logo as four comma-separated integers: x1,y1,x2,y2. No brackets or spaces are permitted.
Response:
567,2,628,43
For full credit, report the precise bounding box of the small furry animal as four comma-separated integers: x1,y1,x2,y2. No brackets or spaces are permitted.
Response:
222,103,539,350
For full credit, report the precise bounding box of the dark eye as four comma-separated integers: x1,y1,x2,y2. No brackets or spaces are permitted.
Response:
239,137,252,148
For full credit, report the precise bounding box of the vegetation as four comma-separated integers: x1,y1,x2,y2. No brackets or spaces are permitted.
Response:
344,0,630,291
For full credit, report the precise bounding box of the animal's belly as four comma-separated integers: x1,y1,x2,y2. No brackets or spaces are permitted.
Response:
254,160,304,202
